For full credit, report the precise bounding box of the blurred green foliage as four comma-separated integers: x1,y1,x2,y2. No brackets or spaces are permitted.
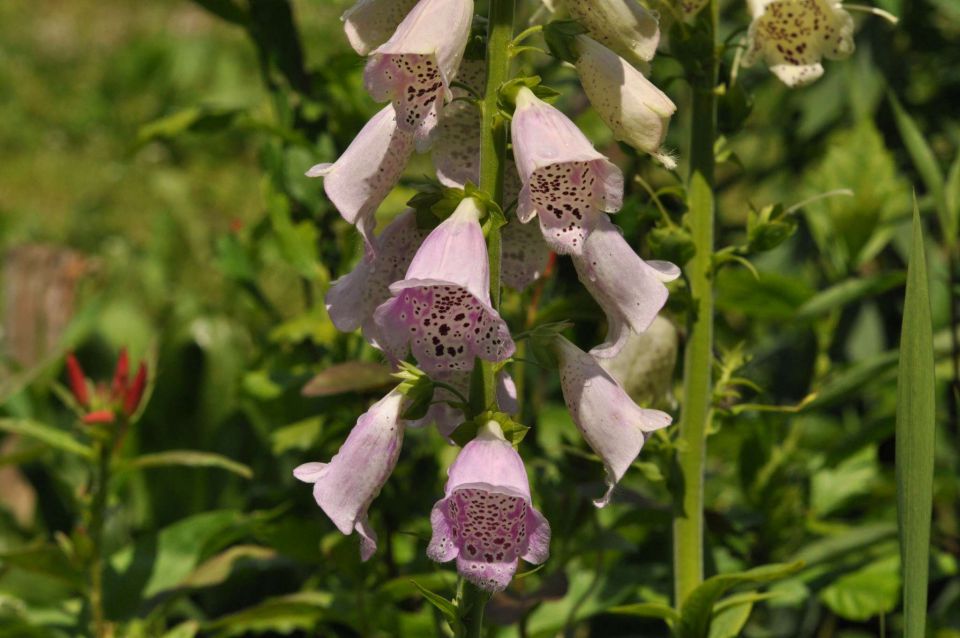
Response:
0,0,958,636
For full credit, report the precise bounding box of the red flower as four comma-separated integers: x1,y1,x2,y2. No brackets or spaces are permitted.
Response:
64,349,149,424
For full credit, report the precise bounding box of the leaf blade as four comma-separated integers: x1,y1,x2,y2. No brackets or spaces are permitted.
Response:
896,203,936,638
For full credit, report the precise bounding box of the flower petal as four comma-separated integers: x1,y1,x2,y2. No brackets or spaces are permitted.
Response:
556,337,673,507
744,0,855,87
521,507,551,565
426,499,460,561
575,36,676,161
342,0,420,56
308,104,414,251
373,199,515,373
301,390,405,555
502,218,552,291
325,210,426,336
572,214,675,358
365,0,474,148
565,0,661,65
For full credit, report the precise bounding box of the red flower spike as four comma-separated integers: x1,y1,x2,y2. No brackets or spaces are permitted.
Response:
123,362,148,417
111,348,130,400
82,410,116,425
66,354,89,407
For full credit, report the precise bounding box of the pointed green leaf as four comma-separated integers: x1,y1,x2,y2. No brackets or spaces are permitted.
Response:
608,602,680,625
677,561,803,638
0,418,92,458
119,450,253,479
889,95,949,236
896,203,935,638
410,578,460,629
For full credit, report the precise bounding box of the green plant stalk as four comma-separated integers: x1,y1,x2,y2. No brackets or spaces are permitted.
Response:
673,3,719,607
87,429,118,638
896,207,935,638
457,0,515,634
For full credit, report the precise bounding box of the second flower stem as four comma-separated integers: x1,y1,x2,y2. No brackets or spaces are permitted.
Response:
673,3,719,607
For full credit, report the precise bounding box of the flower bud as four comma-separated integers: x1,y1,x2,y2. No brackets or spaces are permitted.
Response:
564,0,660,66
575,35,676,168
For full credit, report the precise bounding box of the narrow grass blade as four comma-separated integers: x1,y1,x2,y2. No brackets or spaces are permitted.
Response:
895,203,936,638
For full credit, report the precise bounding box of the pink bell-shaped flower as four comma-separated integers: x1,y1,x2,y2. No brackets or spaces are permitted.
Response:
373,197,515,374
555,336,673,507
575,35,677,169
325,210,427,344
342,0,420,55
511,86,623,256
364,0,475,150
427,420,551,592
293,389,406,560
307,104,414,252
572,214,679,359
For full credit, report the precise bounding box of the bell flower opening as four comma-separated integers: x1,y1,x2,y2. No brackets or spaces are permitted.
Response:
743,0,855,87
511,87,623,256
575,35,677,169
372,197,515,374
293,389,406,561
572,214,679,359
427,420,550,592
364,0,474,150
307,104,414,254
555,337,673,507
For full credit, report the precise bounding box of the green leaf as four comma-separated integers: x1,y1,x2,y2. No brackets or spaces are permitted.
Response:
820,555,901,622
608,602,680,624
677,562,803,638
889,95,949,236
301,361,395,397
178,545,276,590
410,579,459,629
0,418,92,458
945,151,960,239
204,591,330,636
795,272,906,320
896,203,935,638
106,510,249,613
708,600,753,638
137,106,244,146
542,20,589,64
119,450,253,479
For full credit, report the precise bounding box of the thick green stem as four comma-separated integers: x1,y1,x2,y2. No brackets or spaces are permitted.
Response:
458,0,514,634
673,4,719,607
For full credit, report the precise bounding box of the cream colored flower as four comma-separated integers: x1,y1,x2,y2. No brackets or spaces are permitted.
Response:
744,0,855,87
